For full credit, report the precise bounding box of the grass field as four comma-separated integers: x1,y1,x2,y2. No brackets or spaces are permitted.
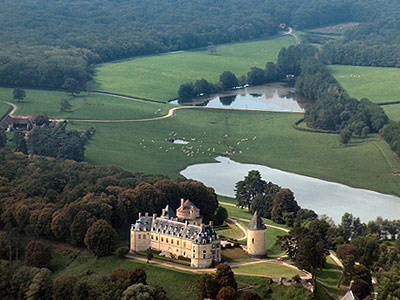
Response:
315,256,347,299
68,107,400,196
381,104,400,122
329,65,400,121
95,35,295,101
232,261,304,278
2,86,399,196
0,101,11,119
329,65,400,104
0,88,170,120
215,222,245,240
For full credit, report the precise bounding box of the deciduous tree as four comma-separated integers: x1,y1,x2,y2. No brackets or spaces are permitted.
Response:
13,88,26,101
84,219,117,257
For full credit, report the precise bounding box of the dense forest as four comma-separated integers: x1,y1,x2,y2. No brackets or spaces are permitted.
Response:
0,151,219,253
0,0,366,90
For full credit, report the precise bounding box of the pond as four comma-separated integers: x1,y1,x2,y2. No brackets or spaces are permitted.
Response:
172,139,189,145
180,156,400,223
171,83,305,112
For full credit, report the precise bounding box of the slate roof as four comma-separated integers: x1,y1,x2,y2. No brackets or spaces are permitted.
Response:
340,290,359,300
132,206,219,245
247,211,266,230
161,204,176,219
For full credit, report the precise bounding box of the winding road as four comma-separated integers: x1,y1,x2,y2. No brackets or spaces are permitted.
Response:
0,100,18,117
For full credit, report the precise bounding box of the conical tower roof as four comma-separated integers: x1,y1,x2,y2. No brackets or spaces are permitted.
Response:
162,204,176,219
247,211,266,230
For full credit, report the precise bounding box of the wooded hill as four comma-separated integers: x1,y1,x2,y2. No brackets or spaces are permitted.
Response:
0,0,362,90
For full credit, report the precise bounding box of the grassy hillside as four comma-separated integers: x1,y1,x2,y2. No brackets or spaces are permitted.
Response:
95,35,295,102
328,65,400,121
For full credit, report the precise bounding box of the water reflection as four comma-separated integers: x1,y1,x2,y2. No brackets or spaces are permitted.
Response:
219,95,237,106
171,83,305,112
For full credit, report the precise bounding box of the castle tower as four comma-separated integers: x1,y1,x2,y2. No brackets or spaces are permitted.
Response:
247,211,267,256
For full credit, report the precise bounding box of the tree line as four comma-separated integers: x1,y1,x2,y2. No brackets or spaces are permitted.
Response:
0,151,220,258
0,251,167,300
0,0,369,91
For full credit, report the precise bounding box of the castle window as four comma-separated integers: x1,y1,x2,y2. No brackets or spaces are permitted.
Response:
166,238,169,243
138,234,141,239
143,235,146,239
184,252,186,256
171,239,174,245
161,237,163,242
177,241,179,246
151,235,153,240
203,254,206,259
193,253,195,258
184,242,186,247
252,238,254,244
156,236,158,241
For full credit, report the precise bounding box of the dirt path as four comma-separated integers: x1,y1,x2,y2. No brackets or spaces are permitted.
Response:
0,100,18,117
70,106,196,123
329,252,343,269
126,254,311,279
227,217,248,240
284,27,301,45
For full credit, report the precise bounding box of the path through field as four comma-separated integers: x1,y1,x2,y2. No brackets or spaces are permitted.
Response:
0,100,18,117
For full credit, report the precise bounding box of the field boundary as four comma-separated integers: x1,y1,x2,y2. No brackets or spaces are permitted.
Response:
92,91,166,104
293,118,338,134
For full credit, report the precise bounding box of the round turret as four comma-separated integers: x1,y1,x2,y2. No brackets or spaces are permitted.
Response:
247,211,267,256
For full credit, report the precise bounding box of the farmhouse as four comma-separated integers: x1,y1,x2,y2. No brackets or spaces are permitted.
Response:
1,114,35,130
130,199,221,268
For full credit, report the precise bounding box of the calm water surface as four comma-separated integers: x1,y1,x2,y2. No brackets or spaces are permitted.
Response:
180,156,400,222
171,83,305,112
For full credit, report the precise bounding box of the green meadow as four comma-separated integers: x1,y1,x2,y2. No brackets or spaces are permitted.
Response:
0,101,11,119
95,35,295,101
2,86,399,196
71,108,400,196
0,88,170,120
328,65,400,121
232,261,304,278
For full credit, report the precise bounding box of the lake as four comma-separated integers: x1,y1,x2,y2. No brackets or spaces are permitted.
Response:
171,83,305,112
180,156,400,222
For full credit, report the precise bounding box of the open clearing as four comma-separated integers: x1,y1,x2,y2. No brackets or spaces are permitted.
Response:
329,65,400,121
95,35,295,101
232,261,304,278
0,88,170,120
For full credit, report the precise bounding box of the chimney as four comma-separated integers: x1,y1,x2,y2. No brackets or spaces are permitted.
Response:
145,212,149,217
153,213,157,220
162,208,165,216
138,212,142,218
209,221,214,227
181,198,184,207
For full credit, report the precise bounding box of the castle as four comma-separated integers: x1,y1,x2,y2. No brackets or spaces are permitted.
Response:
130,199,221,268
130,199,267,268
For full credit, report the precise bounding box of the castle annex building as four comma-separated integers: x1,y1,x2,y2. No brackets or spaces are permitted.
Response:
130,199,221,268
